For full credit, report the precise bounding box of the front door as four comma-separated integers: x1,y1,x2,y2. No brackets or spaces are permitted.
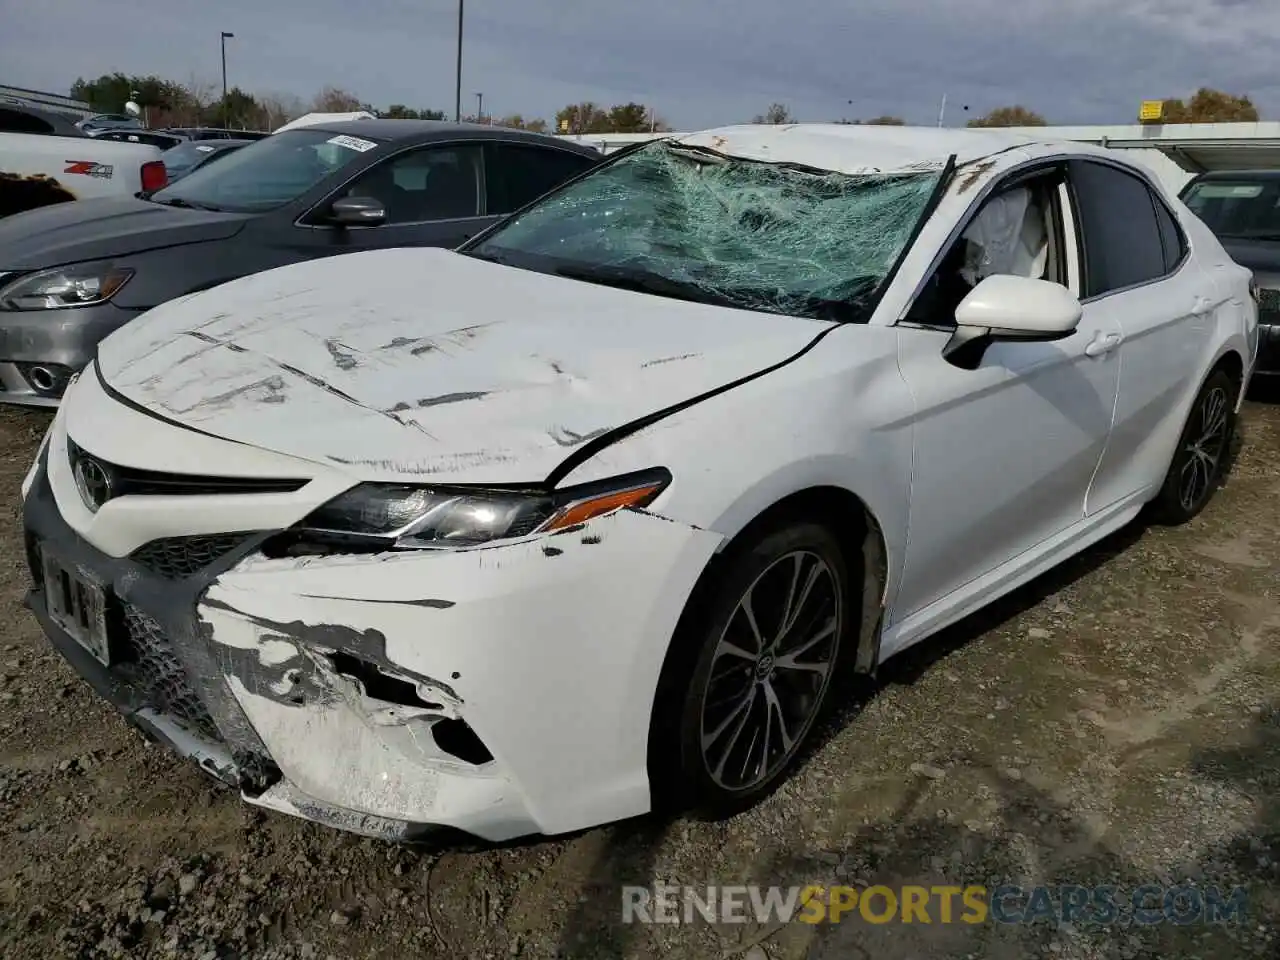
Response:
889,165,1122,633
289,142,498,257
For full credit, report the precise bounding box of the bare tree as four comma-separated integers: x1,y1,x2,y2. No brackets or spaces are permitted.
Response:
259,92,307,130
753,103,793,124
310,86,363,113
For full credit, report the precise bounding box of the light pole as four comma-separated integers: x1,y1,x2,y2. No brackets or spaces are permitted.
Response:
454,0,464,122
475,92,483,123
220,31,234,127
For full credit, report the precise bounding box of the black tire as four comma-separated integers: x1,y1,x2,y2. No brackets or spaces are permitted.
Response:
648,520,855,815
1148,368,1237,524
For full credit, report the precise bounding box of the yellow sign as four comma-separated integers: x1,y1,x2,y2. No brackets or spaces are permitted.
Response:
558,118,570,132
1139,100,1165,122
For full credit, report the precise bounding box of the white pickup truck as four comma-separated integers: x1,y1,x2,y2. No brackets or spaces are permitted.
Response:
0,104,167,219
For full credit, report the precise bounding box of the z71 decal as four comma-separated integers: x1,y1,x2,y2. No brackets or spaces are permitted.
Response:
63,161,114,179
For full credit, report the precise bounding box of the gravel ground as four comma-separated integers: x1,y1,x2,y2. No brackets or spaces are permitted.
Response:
0,391,1278,960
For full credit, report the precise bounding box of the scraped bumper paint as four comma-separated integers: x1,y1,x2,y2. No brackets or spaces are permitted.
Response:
23,422,721,840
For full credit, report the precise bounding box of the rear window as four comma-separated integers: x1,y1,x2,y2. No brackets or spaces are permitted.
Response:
1182,178,1280,239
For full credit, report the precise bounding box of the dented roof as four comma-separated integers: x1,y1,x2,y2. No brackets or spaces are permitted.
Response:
673,124,1049,176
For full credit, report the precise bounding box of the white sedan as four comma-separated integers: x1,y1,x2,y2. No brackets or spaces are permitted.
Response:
22,125,1256,842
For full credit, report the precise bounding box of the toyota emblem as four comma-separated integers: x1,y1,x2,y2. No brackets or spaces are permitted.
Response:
73,456,113,512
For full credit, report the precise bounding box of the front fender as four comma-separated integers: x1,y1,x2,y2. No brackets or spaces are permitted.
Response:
554,323,916,615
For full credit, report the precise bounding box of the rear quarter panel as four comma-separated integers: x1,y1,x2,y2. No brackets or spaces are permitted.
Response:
0,133,161,218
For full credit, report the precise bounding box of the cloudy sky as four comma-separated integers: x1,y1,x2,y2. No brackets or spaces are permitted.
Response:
5,0,1278,128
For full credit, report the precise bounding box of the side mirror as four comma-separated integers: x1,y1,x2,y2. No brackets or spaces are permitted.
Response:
329,195,386,227
943,275,1082,369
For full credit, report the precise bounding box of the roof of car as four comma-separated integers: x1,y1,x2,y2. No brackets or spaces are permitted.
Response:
672,123,1095,176
303,119,601,156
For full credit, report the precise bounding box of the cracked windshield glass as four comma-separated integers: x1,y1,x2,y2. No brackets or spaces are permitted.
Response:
470,140,941,321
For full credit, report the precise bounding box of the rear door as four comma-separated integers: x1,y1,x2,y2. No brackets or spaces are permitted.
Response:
1066,159,1216,514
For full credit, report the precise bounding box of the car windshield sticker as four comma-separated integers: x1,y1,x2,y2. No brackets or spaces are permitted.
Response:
326,135,379,153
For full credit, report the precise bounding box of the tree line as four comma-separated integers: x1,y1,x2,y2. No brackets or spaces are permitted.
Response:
69,73,1262,134
754,88,1260,127
68,73,670,134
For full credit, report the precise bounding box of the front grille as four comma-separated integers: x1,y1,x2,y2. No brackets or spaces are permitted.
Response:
66,439,309,499
117,605,220,742
130,532,257,579
1258,287,1280,325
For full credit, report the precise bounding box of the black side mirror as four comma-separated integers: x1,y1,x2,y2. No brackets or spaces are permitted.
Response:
329,195,386,226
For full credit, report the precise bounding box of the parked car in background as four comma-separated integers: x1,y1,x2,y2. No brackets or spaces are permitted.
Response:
162,127,270,141
0,104,165,223
77,114,143,134
90,129,189,150
21,126,1254,842
160,139,253,183
0,119,600,404
1180,170,1280,376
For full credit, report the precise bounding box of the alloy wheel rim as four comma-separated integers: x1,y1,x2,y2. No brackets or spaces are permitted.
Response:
699,549,842,791
1178,385,1229,512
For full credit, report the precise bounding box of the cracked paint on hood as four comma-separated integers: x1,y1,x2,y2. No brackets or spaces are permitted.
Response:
95,247,833,483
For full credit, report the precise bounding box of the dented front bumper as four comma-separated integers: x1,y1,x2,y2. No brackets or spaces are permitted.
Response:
22,447,722,842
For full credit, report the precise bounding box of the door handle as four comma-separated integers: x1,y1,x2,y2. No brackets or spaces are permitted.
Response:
1084,332,1122,358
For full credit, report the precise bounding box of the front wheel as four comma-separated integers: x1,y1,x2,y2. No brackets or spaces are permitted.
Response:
1148,368,1237,524
651,521,854,814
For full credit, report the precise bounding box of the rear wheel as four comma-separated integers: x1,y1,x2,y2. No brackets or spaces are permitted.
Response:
651,520,853,813
1148,369,1236,524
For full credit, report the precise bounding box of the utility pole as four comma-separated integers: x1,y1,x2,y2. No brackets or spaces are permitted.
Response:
454,0,464,122
475,92,483,123
936,93,947,127
221,31,234,127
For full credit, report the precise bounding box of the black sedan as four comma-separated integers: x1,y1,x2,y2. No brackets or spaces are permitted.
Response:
1180,170,1280,376
0,120,600,405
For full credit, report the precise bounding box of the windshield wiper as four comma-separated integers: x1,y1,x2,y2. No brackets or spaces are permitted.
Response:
149,196,224,212
551,263,733,308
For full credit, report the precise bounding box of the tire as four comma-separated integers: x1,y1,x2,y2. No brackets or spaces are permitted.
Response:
649,520,855,815
1147,368,1237,524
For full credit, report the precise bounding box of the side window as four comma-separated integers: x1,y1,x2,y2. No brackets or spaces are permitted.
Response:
342,144,482,224
1069,160,1166,297
906,170,1064,327
1151,192,1187,274
485,143,596,215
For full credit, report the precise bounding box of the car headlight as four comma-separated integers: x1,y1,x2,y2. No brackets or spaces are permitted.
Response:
284,468,671,552
0,263,134,311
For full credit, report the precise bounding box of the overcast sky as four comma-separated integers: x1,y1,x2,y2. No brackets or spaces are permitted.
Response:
5,0,1278,128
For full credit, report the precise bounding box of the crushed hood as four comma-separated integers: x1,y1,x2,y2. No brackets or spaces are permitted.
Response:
0,195,252,270
96,248,832,484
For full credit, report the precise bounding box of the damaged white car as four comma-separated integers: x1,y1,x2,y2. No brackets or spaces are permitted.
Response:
23,125,1256,842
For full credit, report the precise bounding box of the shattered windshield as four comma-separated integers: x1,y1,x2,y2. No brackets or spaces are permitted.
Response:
467,140,943,321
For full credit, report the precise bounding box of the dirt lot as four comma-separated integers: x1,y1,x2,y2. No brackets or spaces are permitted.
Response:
0,393,1278,960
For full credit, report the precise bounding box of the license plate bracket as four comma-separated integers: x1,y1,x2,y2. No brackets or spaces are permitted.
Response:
40,545,111,666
